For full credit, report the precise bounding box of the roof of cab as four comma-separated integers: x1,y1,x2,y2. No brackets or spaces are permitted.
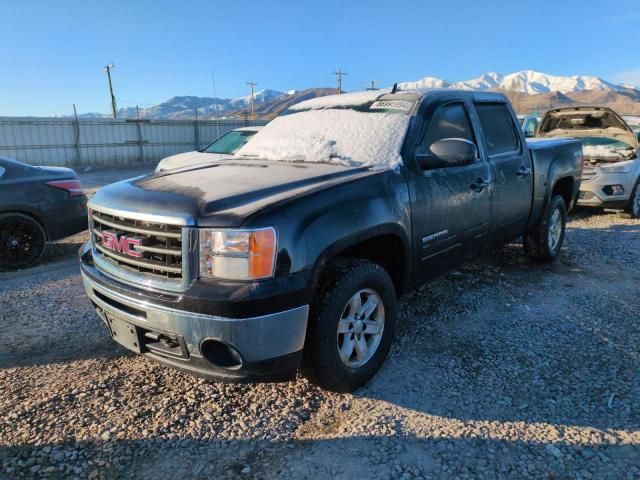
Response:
290,88,509,112
392,88,509,102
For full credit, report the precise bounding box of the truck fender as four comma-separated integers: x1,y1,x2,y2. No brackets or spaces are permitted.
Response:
309,223,412,298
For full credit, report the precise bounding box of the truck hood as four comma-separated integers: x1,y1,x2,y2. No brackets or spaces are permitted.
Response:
89,159,381,227
156,151,227,171
538,106,639,148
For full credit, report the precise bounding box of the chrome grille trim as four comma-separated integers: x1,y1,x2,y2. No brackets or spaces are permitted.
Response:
94,243,183,274
91,214,182,239
89,206,194,293
581,162,598,182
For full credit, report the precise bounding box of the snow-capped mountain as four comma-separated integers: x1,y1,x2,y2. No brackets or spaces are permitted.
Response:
229,89,285,108
74,70,639,120
395,76,451,90
399,70,630,94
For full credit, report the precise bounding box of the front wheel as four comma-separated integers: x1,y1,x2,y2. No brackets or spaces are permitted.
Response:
304,258,398,392
0,213,47,271
624,180,640,219
523,195,567,262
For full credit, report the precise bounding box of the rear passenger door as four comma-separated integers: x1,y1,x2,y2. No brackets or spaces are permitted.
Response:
474,102,532,243
408,100,492,280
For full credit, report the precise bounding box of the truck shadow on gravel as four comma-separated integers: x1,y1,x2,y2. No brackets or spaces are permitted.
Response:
0,436,637,479
356,229,639,432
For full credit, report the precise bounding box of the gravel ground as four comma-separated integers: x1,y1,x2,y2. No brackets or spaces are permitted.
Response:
1,210,639,479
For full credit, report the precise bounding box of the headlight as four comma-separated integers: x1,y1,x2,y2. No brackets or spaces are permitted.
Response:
599,160,635,174
199,227,277,280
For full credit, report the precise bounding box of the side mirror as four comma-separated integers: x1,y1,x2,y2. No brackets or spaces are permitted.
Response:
417,138,478,170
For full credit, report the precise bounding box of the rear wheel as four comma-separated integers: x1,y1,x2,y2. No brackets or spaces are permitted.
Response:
304,258,397,392
523,195,567,262
0,213,46,271
624,180,640,219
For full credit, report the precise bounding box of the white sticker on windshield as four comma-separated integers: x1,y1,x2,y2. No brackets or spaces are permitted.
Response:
369,100,414,113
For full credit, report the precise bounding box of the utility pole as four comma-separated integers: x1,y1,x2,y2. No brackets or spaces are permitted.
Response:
104,63,117,119
212,70,220,136
333,69,347,94
246,81,257,117
366,80,378,91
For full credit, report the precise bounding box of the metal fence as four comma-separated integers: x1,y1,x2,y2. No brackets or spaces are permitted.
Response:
0,117,267,168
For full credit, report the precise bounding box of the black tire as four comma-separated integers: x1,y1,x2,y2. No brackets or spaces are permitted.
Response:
624,180,640,219
523,195,567,263
303,258,398,392
0,213,47,271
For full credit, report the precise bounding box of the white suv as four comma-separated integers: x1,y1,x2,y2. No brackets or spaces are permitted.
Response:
155,126,263,172
538,107,640,217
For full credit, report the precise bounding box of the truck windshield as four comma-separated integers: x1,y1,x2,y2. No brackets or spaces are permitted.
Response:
201,130,258,154
236,92,415,170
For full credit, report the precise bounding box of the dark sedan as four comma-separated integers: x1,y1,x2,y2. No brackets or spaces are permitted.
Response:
0,157,87,270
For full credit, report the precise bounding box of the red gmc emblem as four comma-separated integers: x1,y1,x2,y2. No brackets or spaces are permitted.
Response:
101,230,142,258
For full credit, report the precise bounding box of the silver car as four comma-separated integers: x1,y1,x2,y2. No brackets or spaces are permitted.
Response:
155,126,263,172
538,107,640,217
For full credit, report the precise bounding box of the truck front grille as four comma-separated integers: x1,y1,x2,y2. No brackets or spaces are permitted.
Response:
90,210,184,281
581,162,598,182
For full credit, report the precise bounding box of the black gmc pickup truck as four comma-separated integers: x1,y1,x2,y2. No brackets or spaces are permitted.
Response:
79,89,582,392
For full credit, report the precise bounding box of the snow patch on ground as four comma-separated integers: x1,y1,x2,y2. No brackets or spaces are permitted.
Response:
237,108,409,170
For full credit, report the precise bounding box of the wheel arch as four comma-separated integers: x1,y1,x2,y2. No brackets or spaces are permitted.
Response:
0,209,49,240
551,176,575,210
310,224,411,299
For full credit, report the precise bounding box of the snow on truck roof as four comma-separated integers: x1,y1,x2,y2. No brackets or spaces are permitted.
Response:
237,90,420,170
237,89,508,171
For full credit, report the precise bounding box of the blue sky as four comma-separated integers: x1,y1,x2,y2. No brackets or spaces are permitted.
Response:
2,0,639,116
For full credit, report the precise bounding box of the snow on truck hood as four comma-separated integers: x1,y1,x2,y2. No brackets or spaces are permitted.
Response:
236,90,414,171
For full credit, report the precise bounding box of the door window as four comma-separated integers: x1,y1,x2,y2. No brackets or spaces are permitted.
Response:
475,103,520,155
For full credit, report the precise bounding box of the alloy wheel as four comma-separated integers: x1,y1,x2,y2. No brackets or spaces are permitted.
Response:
336,288,385,368
547,208,562,251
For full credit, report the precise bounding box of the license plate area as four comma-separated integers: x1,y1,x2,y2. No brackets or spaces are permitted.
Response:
106,314,142,354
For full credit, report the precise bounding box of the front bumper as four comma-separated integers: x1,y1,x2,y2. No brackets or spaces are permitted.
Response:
81,251,309,381
578,172,636,209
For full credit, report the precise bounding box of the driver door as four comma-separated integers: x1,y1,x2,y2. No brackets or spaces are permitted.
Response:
407,100,492,281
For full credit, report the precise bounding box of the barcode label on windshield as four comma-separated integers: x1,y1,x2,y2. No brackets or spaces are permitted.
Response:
370,100,414,113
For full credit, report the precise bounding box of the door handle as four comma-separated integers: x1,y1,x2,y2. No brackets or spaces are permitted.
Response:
517,166,532,177
470,178,489,192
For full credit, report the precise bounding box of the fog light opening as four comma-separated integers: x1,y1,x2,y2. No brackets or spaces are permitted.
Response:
603,185,624,196
200,339,243,369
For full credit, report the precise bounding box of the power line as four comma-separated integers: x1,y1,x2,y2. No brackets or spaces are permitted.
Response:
366,80,379,91
333,69,347,94
104,63,117,119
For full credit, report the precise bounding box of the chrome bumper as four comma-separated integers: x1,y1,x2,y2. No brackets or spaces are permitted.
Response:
81,270,309,365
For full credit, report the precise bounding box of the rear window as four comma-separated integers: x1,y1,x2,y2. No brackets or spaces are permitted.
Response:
475,103,519,155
